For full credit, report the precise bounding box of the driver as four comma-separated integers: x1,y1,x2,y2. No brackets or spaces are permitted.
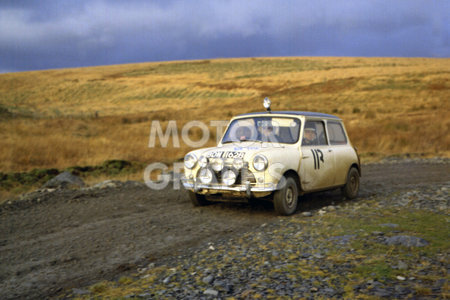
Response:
236,126,251,141
302,126,317,146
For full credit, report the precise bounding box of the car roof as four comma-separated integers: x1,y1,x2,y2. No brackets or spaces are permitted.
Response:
236,111,341,120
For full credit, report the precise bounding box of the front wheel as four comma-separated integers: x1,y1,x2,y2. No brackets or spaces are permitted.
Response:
273,176,299,216
341,167,360,199
188,191,209,206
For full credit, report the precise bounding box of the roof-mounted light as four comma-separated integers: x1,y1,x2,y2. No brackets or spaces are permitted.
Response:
263,97,271,113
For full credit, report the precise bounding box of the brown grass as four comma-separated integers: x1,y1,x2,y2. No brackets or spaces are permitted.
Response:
0,57,449,173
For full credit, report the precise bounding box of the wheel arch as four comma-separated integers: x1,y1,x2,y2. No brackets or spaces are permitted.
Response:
350,163,361,177
281,169,302,194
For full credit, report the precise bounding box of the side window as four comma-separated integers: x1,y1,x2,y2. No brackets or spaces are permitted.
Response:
327,122,348,145
302,120,327,146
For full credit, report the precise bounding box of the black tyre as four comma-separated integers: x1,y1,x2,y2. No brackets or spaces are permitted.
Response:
341,167,360,199
273,176,298,216
188,191,209,206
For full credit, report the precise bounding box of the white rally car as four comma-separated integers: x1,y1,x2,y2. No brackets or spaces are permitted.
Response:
182,98,360,215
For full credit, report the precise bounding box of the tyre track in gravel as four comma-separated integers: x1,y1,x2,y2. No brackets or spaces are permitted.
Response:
0,160,448,299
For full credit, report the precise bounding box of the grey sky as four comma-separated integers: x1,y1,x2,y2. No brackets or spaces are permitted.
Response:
0,0,448,73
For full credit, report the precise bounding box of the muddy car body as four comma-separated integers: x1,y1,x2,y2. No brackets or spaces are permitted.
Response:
182,99,360,215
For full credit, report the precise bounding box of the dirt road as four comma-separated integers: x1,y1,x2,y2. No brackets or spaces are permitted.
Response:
0,160,449,299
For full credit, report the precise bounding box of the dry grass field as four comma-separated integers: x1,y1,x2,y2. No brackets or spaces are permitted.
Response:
0,57,449,175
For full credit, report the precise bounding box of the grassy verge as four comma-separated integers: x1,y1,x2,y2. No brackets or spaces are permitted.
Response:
0,160,145,204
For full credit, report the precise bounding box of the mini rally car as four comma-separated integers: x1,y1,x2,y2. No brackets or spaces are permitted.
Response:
182,98,360,215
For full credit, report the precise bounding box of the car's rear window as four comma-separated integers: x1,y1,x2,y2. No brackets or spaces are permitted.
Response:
327,122,348,145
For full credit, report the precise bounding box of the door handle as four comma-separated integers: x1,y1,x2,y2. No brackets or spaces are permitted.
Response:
328,149,333,152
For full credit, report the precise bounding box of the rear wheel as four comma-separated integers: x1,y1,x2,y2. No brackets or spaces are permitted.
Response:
188,191,209,206
273,176,298,216
341,167,360,199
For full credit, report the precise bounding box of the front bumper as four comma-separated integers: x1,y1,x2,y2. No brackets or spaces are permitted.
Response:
181,177,277,197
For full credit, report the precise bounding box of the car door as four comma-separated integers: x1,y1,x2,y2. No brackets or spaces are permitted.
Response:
299,119,336,191
326,120,352,186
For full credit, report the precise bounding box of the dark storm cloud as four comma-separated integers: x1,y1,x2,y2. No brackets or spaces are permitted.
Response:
0,0,448,73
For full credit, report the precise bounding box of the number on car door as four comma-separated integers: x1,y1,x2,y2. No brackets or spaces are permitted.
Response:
299,120,336,191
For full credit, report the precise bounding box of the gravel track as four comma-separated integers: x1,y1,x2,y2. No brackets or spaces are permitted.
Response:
0,159,448,299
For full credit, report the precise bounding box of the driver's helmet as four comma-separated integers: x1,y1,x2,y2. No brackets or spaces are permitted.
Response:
304,125,317,142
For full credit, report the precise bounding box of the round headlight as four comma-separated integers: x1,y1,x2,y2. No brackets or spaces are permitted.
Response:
222,169,237,186
232,157,244,170
198,168,213,184
211,158,224,172
253,154,268,171
199,156,208,168
184,153,197,169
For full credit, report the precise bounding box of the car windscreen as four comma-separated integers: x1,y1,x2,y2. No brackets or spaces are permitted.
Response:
221,117,301,144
